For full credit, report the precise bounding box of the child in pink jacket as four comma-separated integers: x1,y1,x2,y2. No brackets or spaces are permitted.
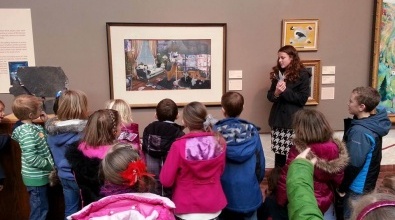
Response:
68,143,175,220
160,101,227,220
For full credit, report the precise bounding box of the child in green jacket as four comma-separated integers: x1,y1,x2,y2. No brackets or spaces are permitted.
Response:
11,95,55,220
286,148,323,220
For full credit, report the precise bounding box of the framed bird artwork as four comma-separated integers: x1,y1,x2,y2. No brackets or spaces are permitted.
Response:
281,19,319,51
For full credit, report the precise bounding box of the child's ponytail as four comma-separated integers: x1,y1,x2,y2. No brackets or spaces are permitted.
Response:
102,143,155,193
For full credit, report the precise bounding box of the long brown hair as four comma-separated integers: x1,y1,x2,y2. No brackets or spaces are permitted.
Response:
269,45,304,82
292,109,333,144
57,90,88,120
81,109,120,147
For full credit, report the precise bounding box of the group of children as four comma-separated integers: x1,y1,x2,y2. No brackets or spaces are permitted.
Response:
0,85,393,220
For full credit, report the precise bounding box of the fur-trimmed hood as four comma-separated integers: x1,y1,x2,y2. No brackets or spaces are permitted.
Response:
276,137,349,212
45,117,87,135
45,118,87,180
293,138,349,174
66,141,103,206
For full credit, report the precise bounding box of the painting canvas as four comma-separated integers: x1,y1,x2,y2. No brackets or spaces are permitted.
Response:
107,23,226,107
282,19,319,51
372,0,395,122
302,60,321,105
125,40,212,91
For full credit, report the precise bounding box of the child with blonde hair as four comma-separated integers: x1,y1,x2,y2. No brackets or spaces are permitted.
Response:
45,89,89,218
160,101,227,220
66,109,121,207
11,94,55,220
105,99,140,152
68,143,175,220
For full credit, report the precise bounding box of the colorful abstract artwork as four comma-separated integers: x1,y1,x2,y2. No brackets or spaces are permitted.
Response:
373,0,395,120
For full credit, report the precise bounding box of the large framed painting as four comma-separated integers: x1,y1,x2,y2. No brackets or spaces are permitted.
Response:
106,23,226,108
301,60,321,105
372,0,395,122
282,19,319,51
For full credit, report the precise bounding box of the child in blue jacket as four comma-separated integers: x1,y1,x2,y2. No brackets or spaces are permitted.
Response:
214,92,265,220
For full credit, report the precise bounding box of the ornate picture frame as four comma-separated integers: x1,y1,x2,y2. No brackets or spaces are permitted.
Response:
106,23,226,108
282,19,319,51
371,0,395,122
302,60,321,105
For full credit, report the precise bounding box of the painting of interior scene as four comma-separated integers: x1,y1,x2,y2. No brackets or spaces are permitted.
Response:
124,39,211,91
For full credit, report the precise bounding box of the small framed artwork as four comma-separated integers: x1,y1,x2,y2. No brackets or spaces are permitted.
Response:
8,61,28,85
106,23,226,108
302,60,321,105
282,19,319,51
371,0,395,123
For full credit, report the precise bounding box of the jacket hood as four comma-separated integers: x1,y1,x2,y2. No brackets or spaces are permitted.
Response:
68,193,175,220
350,106,391,137
294,138,349,174
45,118,86,148
145,121,184,138
176,132,226,175
214,118,260,163
45,118,87,135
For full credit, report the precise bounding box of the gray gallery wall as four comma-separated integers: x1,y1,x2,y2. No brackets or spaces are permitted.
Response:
0,0,376,133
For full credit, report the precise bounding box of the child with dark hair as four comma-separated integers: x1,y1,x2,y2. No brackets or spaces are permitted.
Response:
68,143,176,220
260,167,284,220
142,98,184,197
213,92,265,220
11,95,55,220
66,109,121,207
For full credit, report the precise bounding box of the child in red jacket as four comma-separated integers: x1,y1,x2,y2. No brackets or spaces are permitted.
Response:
275,109,348,219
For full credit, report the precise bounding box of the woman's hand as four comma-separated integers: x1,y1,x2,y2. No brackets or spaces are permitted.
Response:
275,81,286,96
